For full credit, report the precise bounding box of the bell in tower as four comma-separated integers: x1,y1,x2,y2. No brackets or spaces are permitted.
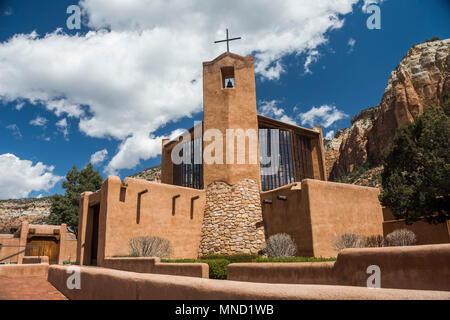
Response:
226,79,234,88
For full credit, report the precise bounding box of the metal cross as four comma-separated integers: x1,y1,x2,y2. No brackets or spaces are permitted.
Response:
214,29,241,52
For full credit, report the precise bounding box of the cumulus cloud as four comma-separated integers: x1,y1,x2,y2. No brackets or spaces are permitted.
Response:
0,153,62,199
298,105,348,128
30,116,48,127
106,128,186,175
90,149,108,165
258,100,296,125
0,0,369,173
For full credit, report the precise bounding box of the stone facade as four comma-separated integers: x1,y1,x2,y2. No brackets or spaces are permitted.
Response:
198,179,265,256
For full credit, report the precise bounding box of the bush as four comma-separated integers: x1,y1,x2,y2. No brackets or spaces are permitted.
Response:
129,236,172,258
385,229,417,246
263,233,296,258
199,254,257,263
363,235,385,248
252,256,336,263
332,233,364,252
162,258,229,280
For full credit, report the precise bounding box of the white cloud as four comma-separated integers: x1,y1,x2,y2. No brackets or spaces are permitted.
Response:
362,0,384,12
0,0,368,173
299,105,348,128
105,128,185,175
0,153,62,200
347,38,356,53
56,118,69,139
90,149,108,165
304,50,320,74
30,116,48,126
258,100,296,125
15,102,25,110
6,124,22,138
325,130,335,140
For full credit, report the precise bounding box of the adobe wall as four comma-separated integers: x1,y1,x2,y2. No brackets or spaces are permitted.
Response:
305,179,383,257
0,234,20,263
260,183,314,257
60,239,77,263
101,257,208,278
48,264,450,300
261,180,383,257
382,208,450,245
78,177,206,263
0,262,49,278
198,179,265,256
22,256,49,264
228,244,450,292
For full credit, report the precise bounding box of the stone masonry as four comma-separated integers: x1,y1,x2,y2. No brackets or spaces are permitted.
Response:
198,179,266,256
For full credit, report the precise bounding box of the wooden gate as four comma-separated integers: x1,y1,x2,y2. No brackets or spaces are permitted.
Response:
26,236,60,264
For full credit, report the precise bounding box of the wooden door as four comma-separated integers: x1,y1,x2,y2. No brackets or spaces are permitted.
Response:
26,236,60,264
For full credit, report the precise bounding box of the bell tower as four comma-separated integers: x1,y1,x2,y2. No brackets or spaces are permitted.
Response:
202,52,261,187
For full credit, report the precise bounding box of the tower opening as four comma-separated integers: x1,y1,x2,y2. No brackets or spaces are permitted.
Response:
221,66,235,88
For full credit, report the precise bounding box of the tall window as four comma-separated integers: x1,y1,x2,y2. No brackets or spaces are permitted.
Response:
259,128,314,191
173,138,203,189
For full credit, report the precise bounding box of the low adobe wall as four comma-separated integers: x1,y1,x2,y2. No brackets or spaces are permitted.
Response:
0,263,49,278
47,265,450,300
228,244,450,291
22,256,49,264
101,257,208,278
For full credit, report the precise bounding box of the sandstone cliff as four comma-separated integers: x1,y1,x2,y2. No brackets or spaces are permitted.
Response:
326,38,450,181
0,197,51,232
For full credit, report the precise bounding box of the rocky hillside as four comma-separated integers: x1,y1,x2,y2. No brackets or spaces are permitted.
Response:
0,197,51,232
326,38,450,181
128,165,161,181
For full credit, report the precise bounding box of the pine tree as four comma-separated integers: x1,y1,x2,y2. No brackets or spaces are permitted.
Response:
45,163,103,234
379,93,450,224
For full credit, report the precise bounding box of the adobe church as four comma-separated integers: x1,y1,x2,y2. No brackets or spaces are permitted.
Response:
76,49,383,266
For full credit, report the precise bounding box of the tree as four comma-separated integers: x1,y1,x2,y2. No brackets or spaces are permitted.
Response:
379,93,450,224
45,163,103,234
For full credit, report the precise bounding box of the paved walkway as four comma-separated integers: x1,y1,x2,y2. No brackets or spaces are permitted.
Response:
0,276,67,300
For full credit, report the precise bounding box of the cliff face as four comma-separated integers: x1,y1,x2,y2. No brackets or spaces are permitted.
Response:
0,197,51,232
326,39,450,180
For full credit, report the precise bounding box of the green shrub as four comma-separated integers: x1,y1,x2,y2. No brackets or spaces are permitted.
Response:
252,256,336,263
63,260,76,265
199,254,257,263
162,258,229,280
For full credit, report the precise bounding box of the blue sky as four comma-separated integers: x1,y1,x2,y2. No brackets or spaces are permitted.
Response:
0,0,448,199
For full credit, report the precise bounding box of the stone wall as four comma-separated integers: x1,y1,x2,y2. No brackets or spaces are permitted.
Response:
198,179,265,256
